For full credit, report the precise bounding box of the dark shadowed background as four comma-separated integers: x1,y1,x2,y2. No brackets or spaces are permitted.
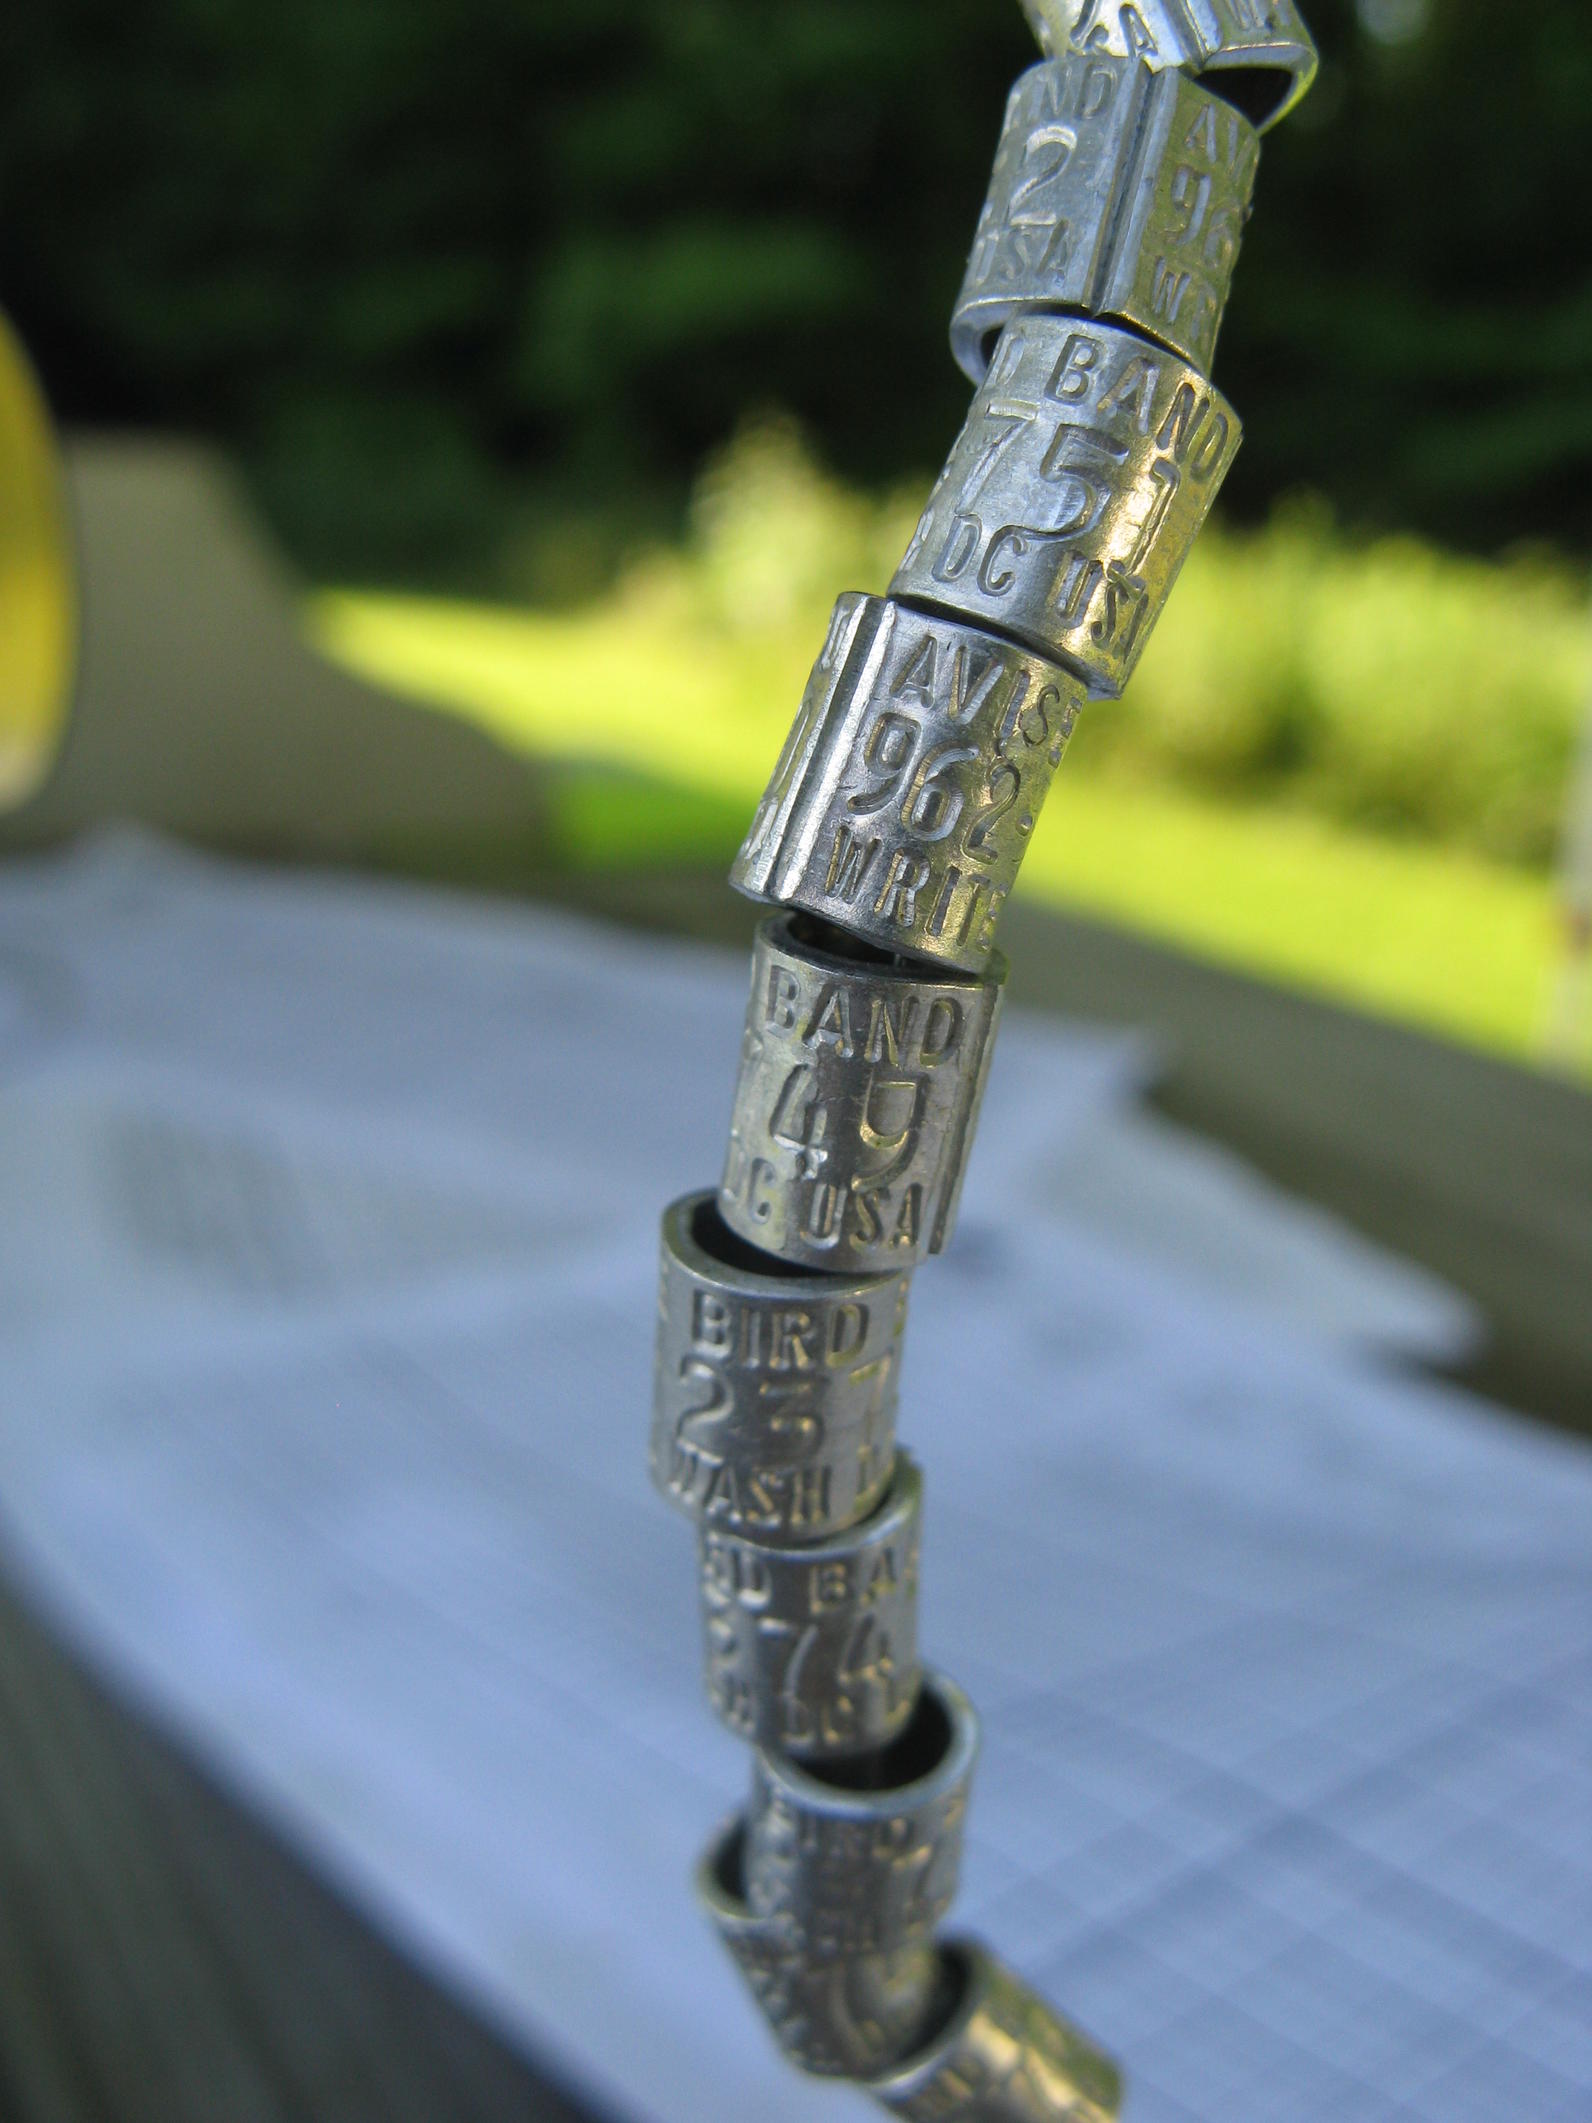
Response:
4,0,1590,582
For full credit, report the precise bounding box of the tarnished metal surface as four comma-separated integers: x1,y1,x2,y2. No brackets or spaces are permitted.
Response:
720,916,1004,1272
952,52,1258,383
698,1455,922,1758
865,1942,1125,2120
732,595,1085,972
744,1673,978,1956
1017,0,1316,130
698,1818,948,2079
653,4,1312,2110
891,313,1240,696
651,1189,908,1541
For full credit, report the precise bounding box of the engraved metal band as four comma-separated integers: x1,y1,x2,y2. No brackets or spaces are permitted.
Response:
1018,0,1317,132
732,595,1086,973
655,0,1312,2102
891,313,1241,696
698,1816,949,2079
864,1941,1125,2121
700,1454,922,1758
951,52,1259,384
720,915,1004,1273
651,1189,909,1542
744,1672,979,1958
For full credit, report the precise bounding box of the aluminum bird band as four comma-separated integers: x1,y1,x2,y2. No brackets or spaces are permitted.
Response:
891,315,1241,698
951,52,1259,384
649,1,1315,2109
720,915,1004,1271
732,595,1086,972
744,1673,979,1954
698,1819,948,2080
863,1943,1127,2122
1018,0,1317,130
652,1189,909,1541
699,1454,923,1758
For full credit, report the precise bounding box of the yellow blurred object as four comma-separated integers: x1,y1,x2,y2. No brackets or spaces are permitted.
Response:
0,313,73,807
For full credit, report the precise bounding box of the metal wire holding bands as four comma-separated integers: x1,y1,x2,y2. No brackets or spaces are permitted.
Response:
651,4,1317,2110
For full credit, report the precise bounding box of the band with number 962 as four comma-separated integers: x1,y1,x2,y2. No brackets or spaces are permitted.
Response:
733,594,1085,973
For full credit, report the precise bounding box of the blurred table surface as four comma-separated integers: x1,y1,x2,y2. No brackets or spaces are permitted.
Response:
0,1563,607,2123
0,859,1586,2122
1,438,1587,2118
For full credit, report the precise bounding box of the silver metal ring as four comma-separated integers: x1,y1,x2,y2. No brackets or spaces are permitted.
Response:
699,1453,921,1759
731,595,1086,972
744,1670,979,1957
863,1938,1125,2120
951,53,1259,384
651,1189,909,1542
697,1816,948,2079
1018,0,1317,133
890,313,1240,696
719,915,1004,1273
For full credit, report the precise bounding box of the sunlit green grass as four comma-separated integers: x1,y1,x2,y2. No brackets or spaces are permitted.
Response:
315,587,799,805
1022,778,1556,1057
309,422,1587,1067
312,580,1563,1061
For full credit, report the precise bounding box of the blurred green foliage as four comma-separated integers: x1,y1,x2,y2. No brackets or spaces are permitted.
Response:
1082,515,1588,867
312,420,1575,1057
4,1,1592,578
319,420,1590,868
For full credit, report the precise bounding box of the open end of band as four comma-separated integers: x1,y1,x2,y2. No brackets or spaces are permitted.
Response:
978,300,1212,384
890,589,1109,705
1201,65,1295,128
778,910,1001,994
785,909,917,974
709,1817,748,1905
868,1944,975,2084
810,1681,953,1795
688,1193,809,1281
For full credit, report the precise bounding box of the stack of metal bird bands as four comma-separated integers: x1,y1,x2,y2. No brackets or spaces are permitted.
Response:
651,4,1316,2110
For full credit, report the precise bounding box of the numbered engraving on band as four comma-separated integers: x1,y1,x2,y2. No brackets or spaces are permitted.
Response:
651,1190,908,1542
732,596,1085,972
719,916,1003,1272
745,1673,979,1959
952,52,1258,383
698,1456,921,1758
698,1817,945,2079
890,315,1240,696
1018,0,1317,132
866,1942,1125,2122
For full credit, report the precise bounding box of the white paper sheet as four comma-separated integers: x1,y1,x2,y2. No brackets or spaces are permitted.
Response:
1,834,1586,2123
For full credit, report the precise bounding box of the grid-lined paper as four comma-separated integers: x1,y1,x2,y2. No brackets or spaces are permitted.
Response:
0,835,1585,2123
